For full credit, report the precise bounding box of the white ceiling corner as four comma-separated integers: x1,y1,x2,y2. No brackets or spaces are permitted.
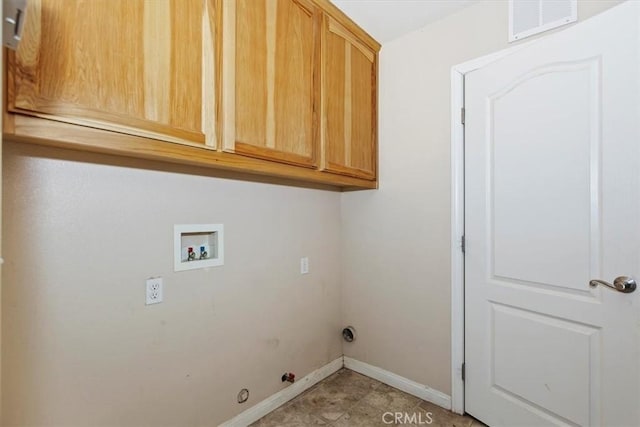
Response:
332,0,479,43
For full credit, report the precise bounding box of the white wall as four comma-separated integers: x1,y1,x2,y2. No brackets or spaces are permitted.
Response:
341,0,622,396
2,142,343,426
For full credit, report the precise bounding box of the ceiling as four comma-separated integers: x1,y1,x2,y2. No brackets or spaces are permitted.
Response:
332,0,478,43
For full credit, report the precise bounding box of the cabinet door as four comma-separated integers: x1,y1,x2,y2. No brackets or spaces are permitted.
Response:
322,17,377,180
222,0,320,168
7,0,208,146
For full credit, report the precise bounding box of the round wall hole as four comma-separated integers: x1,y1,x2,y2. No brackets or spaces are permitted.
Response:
342,326,356,342
237,388,249,403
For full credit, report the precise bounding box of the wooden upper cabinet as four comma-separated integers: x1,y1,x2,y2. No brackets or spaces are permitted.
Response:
322,16,377,180
7,0,211,146
221,0,320,168
4,0,380,188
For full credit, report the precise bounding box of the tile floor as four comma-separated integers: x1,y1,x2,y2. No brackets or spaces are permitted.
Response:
250,369,484,426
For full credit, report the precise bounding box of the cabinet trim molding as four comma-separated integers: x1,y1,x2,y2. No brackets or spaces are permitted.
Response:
5,113,377,189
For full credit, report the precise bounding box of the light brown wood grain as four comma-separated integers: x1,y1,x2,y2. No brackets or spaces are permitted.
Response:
328,18,375,62
143,1,170,124
343,42,352,166
321,17,376,180
5,0,379,188
212,0,223,150
8,0,205,144
325,28,345,170
274,0,316,159
350,45,374,174
223,0,318,168
7,114,377,189
311,0,380,52
234,0,267,149
203,0,217,148
221,0,235,151
266,0,277,149
170,0,202,133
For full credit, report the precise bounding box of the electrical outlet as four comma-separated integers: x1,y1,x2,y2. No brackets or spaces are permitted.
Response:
300,257,309,275
146,277,163,305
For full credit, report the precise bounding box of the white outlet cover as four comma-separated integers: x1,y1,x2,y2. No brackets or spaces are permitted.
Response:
146,277,163,305
300,257,309,275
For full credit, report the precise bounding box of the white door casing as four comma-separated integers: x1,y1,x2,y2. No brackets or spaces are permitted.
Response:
464,2,640,426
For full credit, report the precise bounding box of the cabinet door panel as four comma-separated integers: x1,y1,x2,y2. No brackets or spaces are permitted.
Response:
235,0,267,147
8,0,205,145
325,31,346,169
274,0,315,160
350,48,375,174
226,0,319,168
323,17,376,180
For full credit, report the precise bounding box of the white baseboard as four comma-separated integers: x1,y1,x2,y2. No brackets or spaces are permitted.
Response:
343,357,451,410
220,357,344,427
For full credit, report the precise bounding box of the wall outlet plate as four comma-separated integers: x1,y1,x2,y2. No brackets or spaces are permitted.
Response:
300,257,309,275
146,277,163,305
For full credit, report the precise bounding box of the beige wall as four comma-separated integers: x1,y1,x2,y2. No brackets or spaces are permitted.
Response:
2,142,343,426
1,1,625,424
340,0,622,396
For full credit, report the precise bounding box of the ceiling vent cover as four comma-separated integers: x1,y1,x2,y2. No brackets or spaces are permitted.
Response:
509,0,577,42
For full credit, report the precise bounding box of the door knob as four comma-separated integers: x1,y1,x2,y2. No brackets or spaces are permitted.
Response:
589,276,637,293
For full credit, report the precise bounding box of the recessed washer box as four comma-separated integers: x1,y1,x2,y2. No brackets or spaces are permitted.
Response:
174,224,224,272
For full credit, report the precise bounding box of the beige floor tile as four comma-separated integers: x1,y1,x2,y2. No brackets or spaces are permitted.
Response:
251,369,480,427
360,383,421,412
248,401,327,426
296,383,360,422
322,369,382,394
333,401,388,427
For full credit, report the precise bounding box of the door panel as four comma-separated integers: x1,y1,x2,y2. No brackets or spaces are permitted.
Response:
228,0,319,168
235,0,267,149
8,0,205,145
491,303,598,427
274,0,315,158
325,29,346,167
322,17,376,180
491,60,596,293
350,48,375,174
465,3,640,426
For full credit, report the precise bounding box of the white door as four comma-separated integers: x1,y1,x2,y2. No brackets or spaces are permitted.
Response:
465,2,640,426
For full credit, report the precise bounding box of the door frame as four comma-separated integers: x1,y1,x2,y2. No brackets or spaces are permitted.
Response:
449,39,540,415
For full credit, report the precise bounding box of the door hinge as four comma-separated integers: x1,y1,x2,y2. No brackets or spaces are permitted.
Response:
461,235,465,253
461,107,465,125
3,0,27,51
461,362,466,381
